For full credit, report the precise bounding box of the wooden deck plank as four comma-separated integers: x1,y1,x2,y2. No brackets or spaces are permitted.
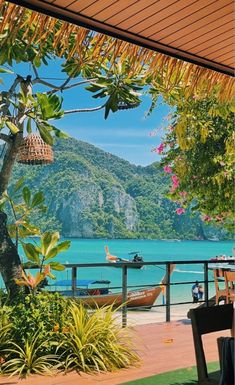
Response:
0,318,230,385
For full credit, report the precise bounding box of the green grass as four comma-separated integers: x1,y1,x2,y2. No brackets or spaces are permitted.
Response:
119,362,219,385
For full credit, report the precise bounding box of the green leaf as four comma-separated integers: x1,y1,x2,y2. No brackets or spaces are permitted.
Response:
22,186,31,205
0,67,13,74
26,118,32,134
56,240,71,253
22,242,40,264
37,123,54,145
31,191,45,208
13,177,25,193
45,247,58,260
41,231,59,256
5,121,19,134
49,261,65,271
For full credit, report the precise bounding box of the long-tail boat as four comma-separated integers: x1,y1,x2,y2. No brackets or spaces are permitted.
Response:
105,246,144,269
54,264,175,309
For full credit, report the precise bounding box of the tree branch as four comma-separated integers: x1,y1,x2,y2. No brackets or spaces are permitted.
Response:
33,75,97,95
64,104,106,114
0,133,12,143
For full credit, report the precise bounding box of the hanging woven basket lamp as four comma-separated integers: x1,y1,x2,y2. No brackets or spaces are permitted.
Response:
17,133,53,165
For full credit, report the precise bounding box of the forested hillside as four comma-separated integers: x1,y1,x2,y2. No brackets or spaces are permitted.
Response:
3,138,230,239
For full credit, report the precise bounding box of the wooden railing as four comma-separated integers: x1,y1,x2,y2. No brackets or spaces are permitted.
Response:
54,259,232,327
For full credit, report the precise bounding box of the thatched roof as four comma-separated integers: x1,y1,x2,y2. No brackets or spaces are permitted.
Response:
0,1,234,101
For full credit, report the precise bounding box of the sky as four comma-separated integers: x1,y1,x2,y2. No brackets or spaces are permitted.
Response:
1,60,172,166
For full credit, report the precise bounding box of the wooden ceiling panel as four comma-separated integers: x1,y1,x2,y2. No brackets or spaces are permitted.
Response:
197,38,234,57
90,0,138,20
78,0,119,18
150,2,232,43
207,47,234,61
142,0,217,38
115,0,178,31
127,0,198,34
210,51,234,62
104,0,161,24
226,59,235,66
52,1,74,7
168,12,234,47
68,1,101,13
9,0,234,76
189,29,234,53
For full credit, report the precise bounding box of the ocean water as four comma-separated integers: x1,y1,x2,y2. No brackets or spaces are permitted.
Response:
10,238,232,305
1,239,234,304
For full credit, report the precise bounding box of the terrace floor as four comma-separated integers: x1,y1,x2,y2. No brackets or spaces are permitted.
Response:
0,314,230,385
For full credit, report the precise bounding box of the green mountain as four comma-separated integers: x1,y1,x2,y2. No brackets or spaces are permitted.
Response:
7,138,230,239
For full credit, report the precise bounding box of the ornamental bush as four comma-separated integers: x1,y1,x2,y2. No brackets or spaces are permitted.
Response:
0,293,139,378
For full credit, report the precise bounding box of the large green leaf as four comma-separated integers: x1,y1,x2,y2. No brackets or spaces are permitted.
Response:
5,121,19,134
56,240,71,253
36,93,63,120
41,231,60,256
13,177,25,193
31,192,45,208
37,123,54,145
22,242,40,264
22,186,31,205
0,67,13,74
44,246,58,260
49,262,65,271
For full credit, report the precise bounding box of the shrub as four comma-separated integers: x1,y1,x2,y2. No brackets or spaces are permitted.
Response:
0,293,139,377
9,292,70,348
56,303,139,373
2,332,60,378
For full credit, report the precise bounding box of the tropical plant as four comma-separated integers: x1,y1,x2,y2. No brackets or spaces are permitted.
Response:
0,1,233,296
1,332,59,378
0,177,46,250
0,2,144,297
56,302,139,373
151,92,235,230
9,292,70,345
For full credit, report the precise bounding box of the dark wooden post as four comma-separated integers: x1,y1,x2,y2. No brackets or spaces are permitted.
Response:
204,262,209,306
166,263,171,322
122,265,128,328
72,266,77,297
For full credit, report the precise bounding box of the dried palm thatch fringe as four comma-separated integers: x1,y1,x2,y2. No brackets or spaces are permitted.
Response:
0,1,234,101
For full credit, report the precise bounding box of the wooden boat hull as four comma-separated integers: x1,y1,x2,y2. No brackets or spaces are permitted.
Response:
76,286,162,309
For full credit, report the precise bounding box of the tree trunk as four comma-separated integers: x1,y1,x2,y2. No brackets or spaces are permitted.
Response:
0,133,23,297
0,211,22,298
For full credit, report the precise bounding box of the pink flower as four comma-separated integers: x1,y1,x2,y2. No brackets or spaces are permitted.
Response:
171,175,179,189
163,165,172,174
156,143,165,154
149,130,157,137
179,191,187,197
202,215,212,222
176,208,185,215
168,125,174,131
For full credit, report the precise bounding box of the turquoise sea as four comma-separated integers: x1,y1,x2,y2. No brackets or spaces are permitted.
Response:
11,238,233,305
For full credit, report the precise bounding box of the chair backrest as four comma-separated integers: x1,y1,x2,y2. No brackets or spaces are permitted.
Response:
188,304,233,383
213,269,227,305
224,271,235,302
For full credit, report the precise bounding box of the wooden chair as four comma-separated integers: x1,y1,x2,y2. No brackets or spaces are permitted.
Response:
213,269,227,305
188,304,233,385
224,270,235,303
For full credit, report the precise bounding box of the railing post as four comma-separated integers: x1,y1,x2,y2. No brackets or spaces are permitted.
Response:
72,266,77,297
204,262,209,306
166,263,171,322
122,265,128,328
